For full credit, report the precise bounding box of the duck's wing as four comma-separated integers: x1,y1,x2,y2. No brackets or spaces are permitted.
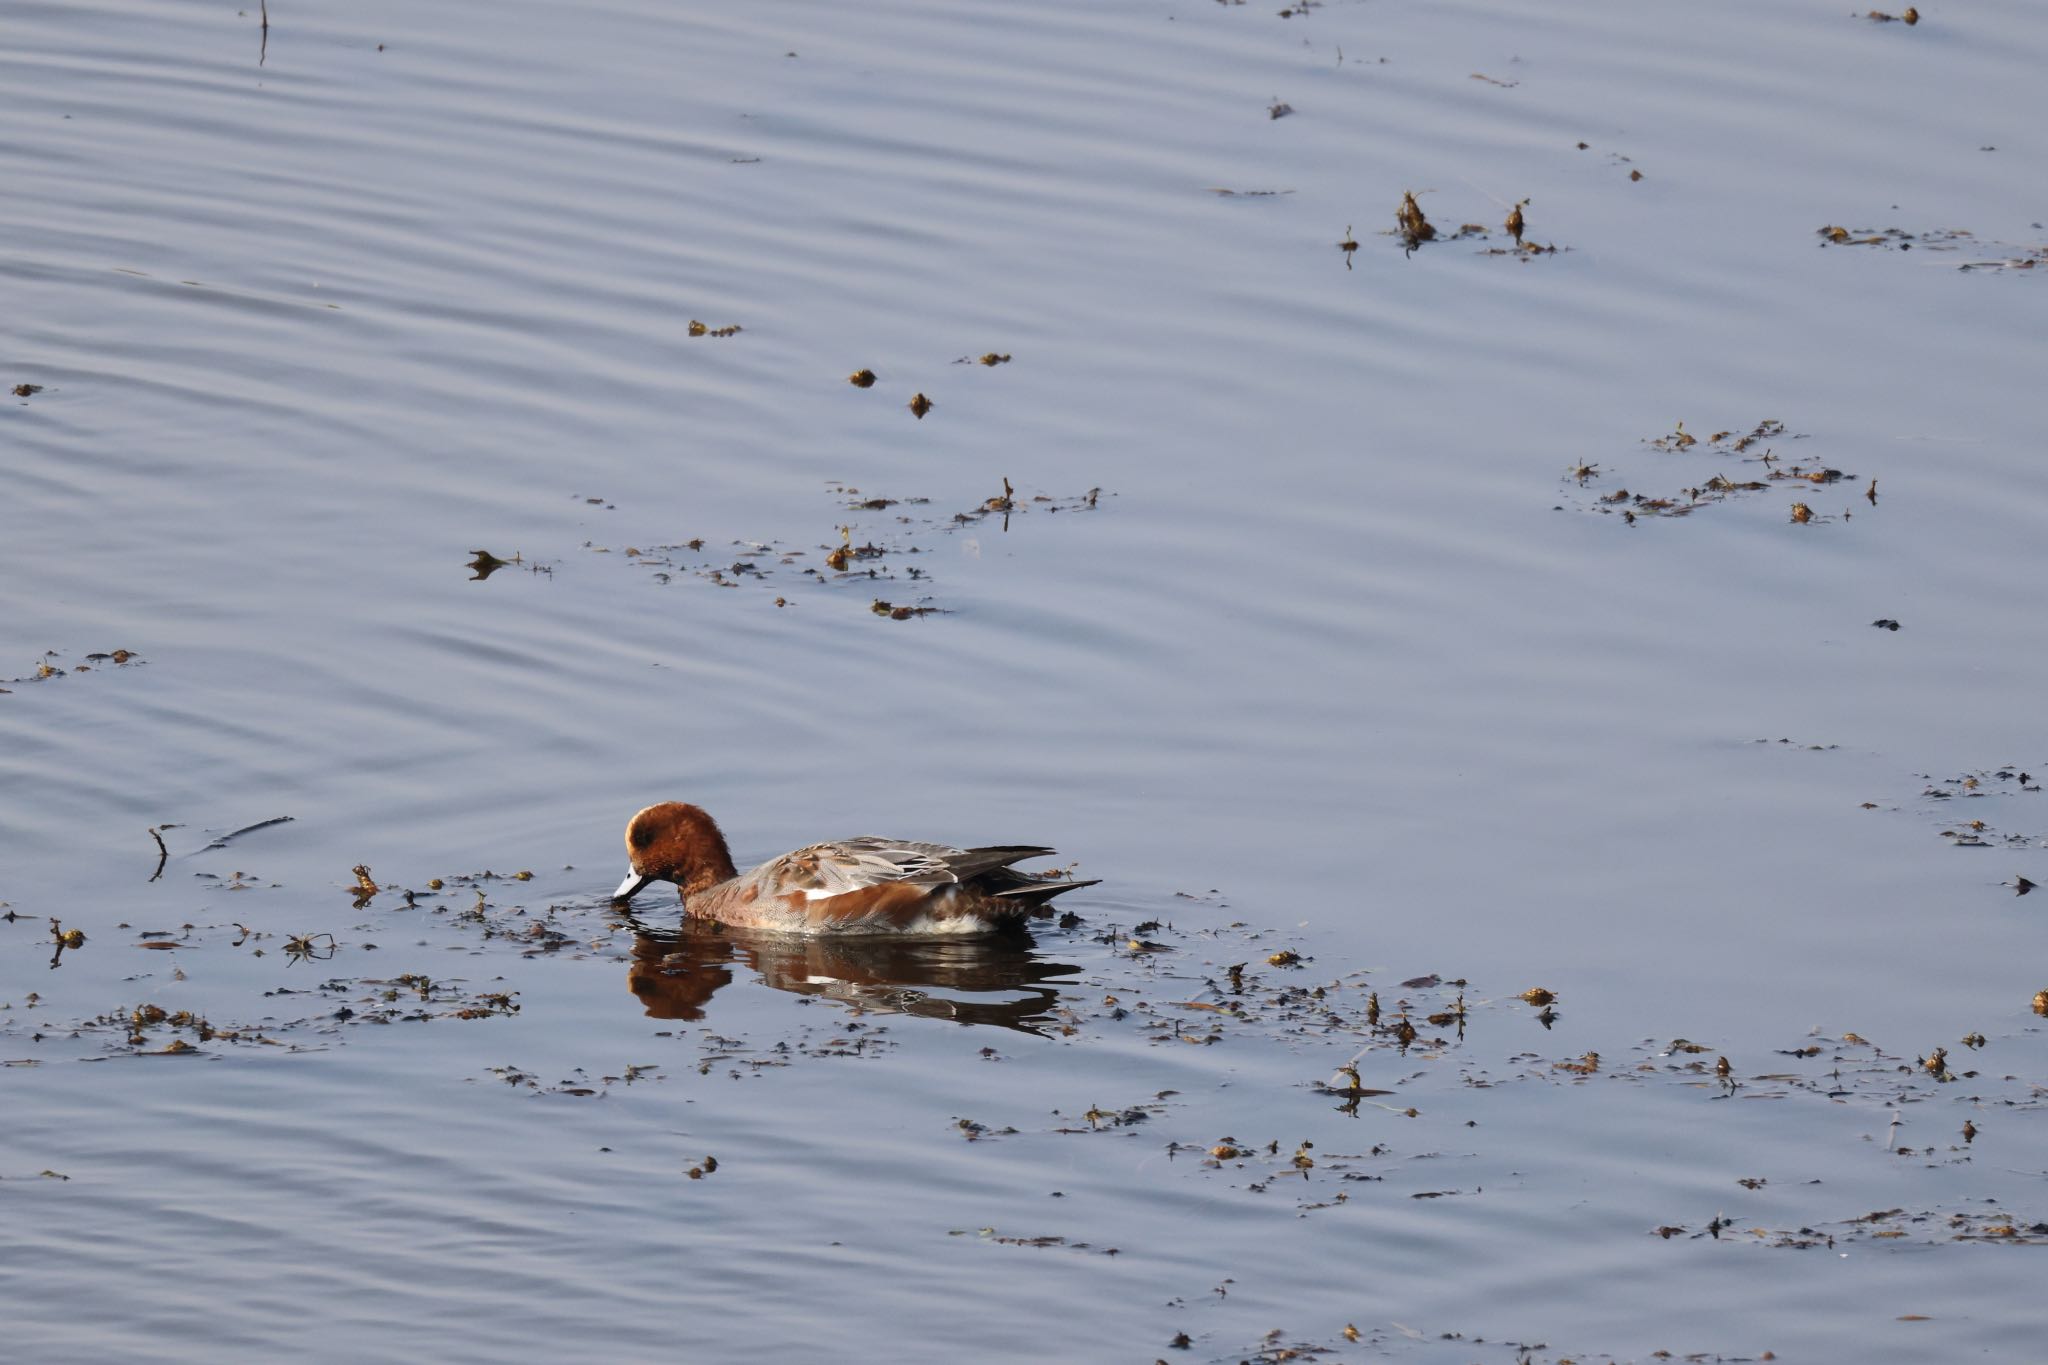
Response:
774,838,1059,899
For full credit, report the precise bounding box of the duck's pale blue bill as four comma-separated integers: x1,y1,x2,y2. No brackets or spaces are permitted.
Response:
613,870,652,902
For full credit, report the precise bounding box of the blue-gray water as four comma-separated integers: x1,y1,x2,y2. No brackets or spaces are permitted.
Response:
4,2,2045,1360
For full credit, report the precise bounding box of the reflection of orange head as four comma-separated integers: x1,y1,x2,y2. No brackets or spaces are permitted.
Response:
627,928,738,1019
626,958,732,1020
625,925,1081,1035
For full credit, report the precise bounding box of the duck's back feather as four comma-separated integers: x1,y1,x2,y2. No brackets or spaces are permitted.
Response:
766,839,1059,900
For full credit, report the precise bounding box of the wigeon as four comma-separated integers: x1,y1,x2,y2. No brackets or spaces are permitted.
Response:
612,801,1099,935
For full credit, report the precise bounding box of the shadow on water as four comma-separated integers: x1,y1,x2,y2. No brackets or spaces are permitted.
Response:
626,921,1081,1035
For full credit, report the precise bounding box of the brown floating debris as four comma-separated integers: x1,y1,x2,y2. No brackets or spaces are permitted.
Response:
1818,223,1983,254
687,321,742,338
1519,987,1555,1006
1505,199,1527,244
1267,100,1294,120
1338,224,1358,267
907,392,932,419
2033,989,2048,1016
1790,501,1814,524
1396,191,1436,254
467,549,520,580
12,383,42,397
283,931,336,965
848,369,877,388
1572,419,1847,522
1629,168,1643,182
605,479,1101,618
824,526,888,573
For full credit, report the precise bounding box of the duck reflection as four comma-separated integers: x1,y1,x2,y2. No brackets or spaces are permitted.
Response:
627,922,1080,1035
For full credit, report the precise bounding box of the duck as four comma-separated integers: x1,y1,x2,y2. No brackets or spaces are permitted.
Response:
611,801,1099,935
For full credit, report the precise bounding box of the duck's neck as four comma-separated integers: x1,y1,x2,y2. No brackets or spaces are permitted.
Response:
671,806,738,895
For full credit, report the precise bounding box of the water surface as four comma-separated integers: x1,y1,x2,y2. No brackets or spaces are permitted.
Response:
5,1,2046,1360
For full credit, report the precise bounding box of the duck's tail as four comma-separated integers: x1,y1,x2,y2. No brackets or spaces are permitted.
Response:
987,874,1102,907
948,845,1099,909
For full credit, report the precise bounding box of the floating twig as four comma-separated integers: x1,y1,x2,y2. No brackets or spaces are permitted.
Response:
148,826,169,882
205,815,295,850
